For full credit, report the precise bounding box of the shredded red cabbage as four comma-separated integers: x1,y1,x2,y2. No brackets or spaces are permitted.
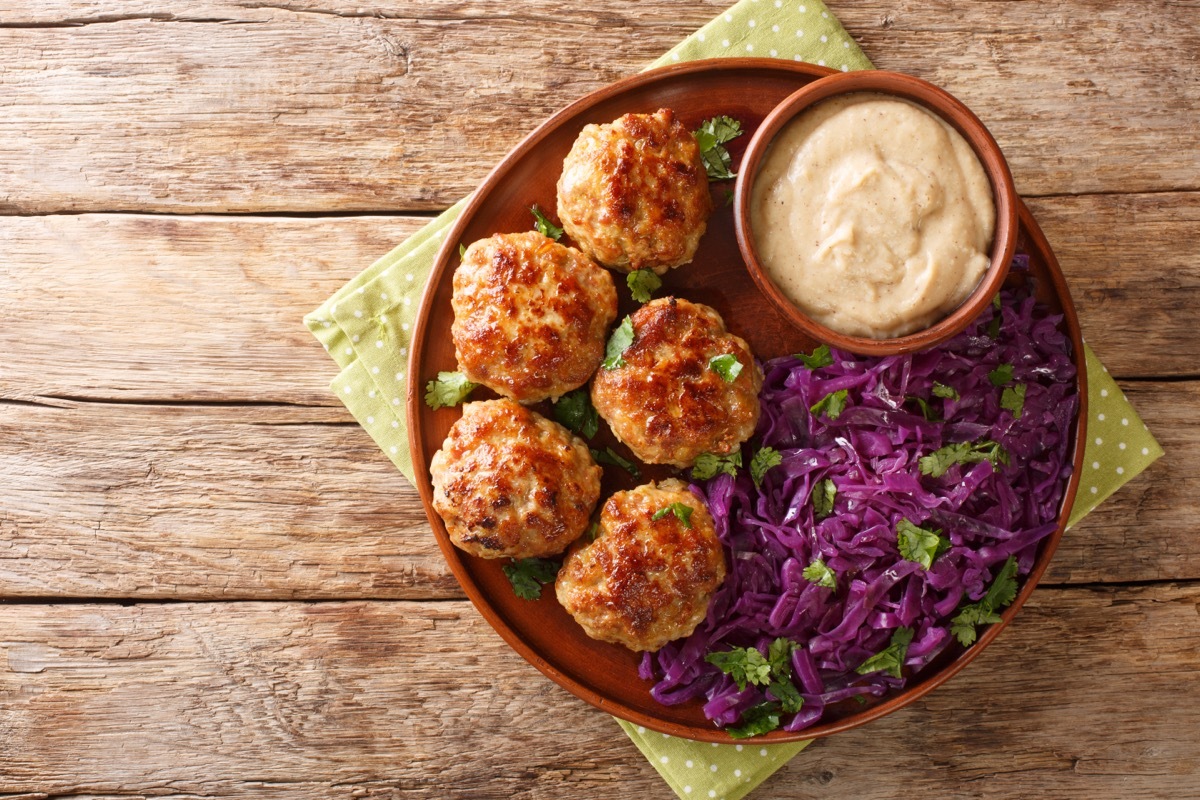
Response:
639,277,1078,733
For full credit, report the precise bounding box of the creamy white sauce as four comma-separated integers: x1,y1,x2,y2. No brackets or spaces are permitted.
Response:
750,93,996,339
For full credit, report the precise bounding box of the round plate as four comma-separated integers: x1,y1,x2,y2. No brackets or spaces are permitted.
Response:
408,58,1087,742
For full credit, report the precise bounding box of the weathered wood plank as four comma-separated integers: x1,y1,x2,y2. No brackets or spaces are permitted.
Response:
1,586,1196,797
0,193,1196,414
0,0,1196,213
0,382,1183,599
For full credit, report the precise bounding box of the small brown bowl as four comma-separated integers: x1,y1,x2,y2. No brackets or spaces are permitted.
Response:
733,70,1019,356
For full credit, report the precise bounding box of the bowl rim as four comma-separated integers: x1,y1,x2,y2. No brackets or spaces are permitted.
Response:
733,69,1020,356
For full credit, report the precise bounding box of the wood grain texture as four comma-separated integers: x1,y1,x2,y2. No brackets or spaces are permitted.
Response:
0,383,1182,599
0,0,1196,213
1,586,1197,798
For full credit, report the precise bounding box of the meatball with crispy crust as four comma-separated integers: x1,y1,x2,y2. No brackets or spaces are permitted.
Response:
452,232,618,404
430,399,602,560
591,297,762,468
557,108,713,275
556,480,726,652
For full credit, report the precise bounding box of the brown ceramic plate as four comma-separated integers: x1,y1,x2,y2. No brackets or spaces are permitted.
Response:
408,59,1087,742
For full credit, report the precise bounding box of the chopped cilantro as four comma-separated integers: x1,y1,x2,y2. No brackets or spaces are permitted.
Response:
987,315,1002,339
652,502,694,528
590,446,641,480
795,344,833,370
767,638,799,676
727,702,782,739
988,363,1014,386
809,478,836,520
911,395,940,422
1001,383,1027,419
602,316,635,370
530,204,563,240
423,371,479,410
553,389,599,439
919,439,1009,478
810,388,849,421
950,556,1020,646
723,188,735,207
692,450,742,481
992,293,1002,311
750,447,783,486
932,382,959,400
709,353,744,383
582,521,600,543
693,115,744,181
896,519,950,570
458,243,467,258
855,626,914,679
768,679,805,714
502,557,559,601
626,269,662,303
705,646,773,691
803,557,836,590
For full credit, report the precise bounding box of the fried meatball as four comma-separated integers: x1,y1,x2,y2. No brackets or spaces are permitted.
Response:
591,297,762,467
452,231,618,404
557,108,713,275
556,480,726,652
430,399,602,560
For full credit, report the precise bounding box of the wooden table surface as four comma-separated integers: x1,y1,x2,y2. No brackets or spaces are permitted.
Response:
3,1,1197,797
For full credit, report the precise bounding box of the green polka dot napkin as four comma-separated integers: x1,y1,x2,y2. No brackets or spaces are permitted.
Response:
304,1,1163,797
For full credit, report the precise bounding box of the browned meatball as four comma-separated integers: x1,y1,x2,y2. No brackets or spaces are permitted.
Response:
591,297,762,468
556,480,726,652
557,108,712,275
452,232,618,404
430,399,602,560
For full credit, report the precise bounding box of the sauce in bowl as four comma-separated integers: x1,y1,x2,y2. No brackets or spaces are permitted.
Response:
749,92,996,340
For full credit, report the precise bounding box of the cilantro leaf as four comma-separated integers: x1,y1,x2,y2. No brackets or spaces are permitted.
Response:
768,679,805,714
767,638,799,677
582,521,600,543
424,371,479,410
553,389,599,439
692,450,742,481
591,446,641,480
723,188,735,207
992,293,1002,311
705,646,773,691
530,204,563,240
602,316,635,370
950,556,1020,646
988,363,1014,387
987,315,1003,339
626,269,663,304
726,702,782,739
502,557,560,601
919,440,1009,478
750,447,783,486
709,353,744,383
803,557,836,590
809,478,836,520
458,243,467,258
652,502,694,528
855,627,914,679
795,344,833,370
1001,383,1027,419
910,395,940,422
896,518,950,570
693,115,744,181
810,388,849,421
932,382,959,400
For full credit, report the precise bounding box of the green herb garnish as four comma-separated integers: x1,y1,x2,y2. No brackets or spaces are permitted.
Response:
692,450,742,481
796,344,833,370
911,395,940,422
803,557,836,589
896,519,950,570
726,702,783,739
809,478,837,520
810,388,849,421
626,269,663,303
919,440,1009,478
1001,384,1027,419
652,502,694,528
988,363,1014,387
602,316,635,370
591,446,641,480
949,556,1020,646
932,382,959,400
530,204,563,240
705,646,773,691
709,353,744,383
987,315,1002,339
553,388,599,438
750,447,783,487
423,371,479,410
458,243,467,258
502,557,559,601
693,115,744,181
855,627,914,679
